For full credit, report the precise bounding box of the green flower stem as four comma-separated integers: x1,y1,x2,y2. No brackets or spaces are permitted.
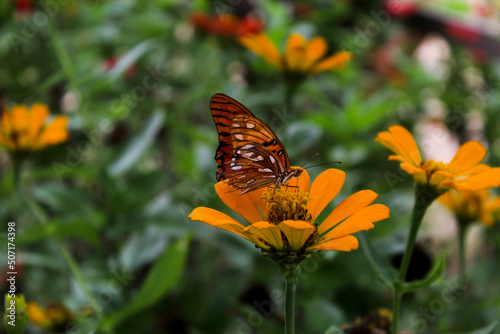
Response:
392,184,440,334
22,193,105,322
392,289,402,334
457,218,470,284
278,262,301,334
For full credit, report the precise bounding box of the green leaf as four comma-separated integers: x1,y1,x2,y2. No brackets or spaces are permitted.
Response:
358,231,398,290
100,233,192,331
108,110,165,176
400,255,446,293
105,40,155,81
444,321,498,334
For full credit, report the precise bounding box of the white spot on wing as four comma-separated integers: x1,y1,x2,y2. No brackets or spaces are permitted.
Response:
231,166,242,170
258,168,273,173
269,155,276,164
241,144,253,150
246,123,255,128
235,134,243,140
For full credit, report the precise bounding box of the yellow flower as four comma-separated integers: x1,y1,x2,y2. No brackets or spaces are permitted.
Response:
376,125,500,193
189,169,389,259
26,301,73,329
0,104,69,151
238,32,352,76
439,190,500,226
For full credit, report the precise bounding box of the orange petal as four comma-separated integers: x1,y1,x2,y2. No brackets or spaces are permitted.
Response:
457,164,490,176
449,167,500,191
318,190,379,234
320,204,389,241
301,36,327,71
376,125,422,167
449,141,486,171
437,192,456,210
215,180,266,224
307,235,358,251
284,33,308,71
36,116,69,149
189,207,249,240
312,51,352,73
244,221,284,250
307,169,345,220
10,105,29,131
239,33,282,69
485,197,500,213
278,220,316,251
28,104,49,141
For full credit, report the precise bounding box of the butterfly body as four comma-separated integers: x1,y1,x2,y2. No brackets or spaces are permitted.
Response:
210,94,302,194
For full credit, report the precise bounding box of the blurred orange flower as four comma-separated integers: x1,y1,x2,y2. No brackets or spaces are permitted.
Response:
190,169,389,258
439,190,500,226
27,301,74,329
238,32,352,76
190,12,264,37
376,125,500,193
0,104,69,152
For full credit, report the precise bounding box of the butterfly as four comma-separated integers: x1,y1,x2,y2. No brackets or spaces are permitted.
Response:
210,93,302,194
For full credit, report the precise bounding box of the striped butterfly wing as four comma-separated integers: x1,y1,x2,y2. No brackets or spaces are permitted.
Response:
227,114,293,194
210,93,255,181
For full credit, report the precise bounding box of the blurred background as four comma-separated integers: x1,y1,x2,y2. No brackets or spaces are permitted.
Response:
1,0,500,333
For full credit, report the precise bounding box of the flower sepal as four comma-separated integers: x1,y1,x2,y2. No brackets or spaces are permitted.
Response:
260,246,313,267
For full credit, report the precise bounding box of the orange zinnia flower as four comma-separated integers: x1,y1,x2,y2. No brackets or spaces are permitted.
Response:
238,32,352,76
0,104,69,152
190,12,264,37
189,169,389,258
439,190,500,226
376,125,500,193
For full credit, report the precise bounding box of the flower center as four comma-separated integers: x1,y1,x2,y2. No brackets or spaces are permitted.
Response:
421,160,448,178
261,188,313,225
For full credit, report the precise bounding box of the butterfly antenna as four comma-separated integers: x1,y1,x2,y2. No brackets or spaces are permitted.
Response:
300,153,319,169
304,161,342,169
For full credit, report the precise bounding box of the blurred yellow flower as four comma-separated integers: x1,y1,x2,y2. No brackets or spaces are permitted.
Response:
376,125,500,193
189,169,389,260
0,104,69,152
26,301,73,329
439,190,500,226
238,32,352,76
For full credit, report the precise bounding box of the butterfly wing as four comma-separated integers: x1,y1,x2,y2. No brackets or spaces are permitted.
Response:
224,114,291,194
210,93,255,181
230,114,291,170
226,144,283,194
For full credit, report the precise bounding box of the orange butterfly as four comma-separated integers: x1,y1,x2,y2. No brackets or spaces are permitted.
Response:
210,93,302,194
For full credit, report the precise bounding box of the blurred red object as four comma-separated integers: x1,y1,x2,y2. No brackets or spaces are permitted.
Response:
103,56,137,78
444,21,481,43
10,0,33,12
384,0,417,18
190,12,264,37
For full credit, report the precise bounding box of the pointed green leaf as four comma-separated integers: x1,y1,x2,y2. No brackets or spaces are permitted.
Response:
358,231,398,290
100,233,192,331
108,110,165,176
105,40,154,81
401,255,446,293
